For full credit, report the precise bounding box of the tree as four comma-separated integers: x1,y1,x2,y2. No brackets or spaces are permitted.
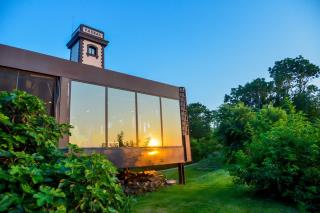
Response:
214,103,255,158
269,55,320,105
188,103,214,139
224,56,320,119
224,78,274,109
292,88,320,121
268,56,320,119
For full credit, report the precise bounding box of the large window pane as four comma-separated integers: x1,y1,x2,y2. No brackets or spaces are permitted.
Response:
0,68,56,115
17,71,56,115
161,98,182,146
0,67,18,91
108,88,136,147
137,93,162,147
70,81,105,148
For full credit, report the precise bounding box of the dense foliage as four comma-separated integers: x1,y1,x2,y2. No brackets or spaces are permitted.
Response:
214,103,255,159
187,102,219,161
231,110,320,211
213,102,320,210
187,102,214,139
190,134,221,162
0,91,129,212
187,56,320,211
224,78,274,109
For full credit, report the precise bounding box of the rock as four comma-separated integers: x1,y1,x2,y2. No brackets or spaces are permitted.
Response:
166,179,177,185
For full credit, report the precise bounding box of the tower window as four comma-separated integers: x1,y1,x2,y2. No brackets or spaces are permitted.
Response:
87,45,98,57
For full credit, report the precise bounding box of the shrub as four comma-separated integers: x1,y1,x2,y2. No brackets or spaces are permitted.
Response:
231,112,320,211
214,103,255,160
61,144,129,212
190,134,222,162
0,91,129,212
247,105,288,137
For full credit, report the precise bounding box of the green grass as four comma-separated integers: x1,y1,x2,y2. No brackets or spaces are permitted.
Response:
132,158,298,213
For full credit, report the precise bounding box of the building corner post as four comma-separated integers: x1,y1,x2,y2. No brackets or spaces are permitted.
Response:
178,163,185,184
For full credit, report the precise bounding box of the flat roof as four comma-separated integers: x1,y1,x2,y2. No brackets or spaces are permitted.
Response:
0,44,180,99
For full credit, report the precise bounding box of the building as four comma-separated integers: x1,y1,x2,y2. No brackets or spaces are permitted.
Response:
0,24,191,183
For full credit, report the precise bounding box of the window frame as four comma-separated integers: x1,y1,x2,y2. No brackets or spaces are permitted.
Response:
69,80,106,148
86,44,98,58
68,79,184,149
0,67,58,116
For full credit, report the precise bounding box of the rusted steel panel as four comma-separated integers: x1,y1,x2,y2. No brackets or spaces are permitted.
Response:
0,44,179,100
82,146,185,168
179,87,192,162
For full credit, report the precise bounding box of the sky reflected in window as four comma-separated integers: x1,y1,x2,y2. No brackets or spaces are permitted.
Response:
108,88,136,147
70,81,105,147
137,93,162,147
161,97,182,146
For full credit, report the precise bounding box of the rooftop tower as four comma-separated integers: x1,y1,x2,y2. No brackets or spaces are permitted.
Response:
67,24,109,68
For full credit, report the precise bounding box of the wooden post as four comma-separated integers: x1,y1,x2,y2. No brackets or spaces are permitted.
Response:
178,163,185,184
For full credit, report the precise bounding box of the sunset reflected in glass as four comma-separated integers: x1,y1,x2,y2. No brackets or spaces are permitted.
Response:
161,97,182,146
148,138,161,147
69,81,106,147
137,93,162,147
108,88,136,147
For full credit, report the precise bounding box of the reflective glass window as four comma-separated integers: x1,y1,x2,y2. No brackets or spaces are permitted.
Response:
137,93,162,147
108,88,136,147
0,67,18,91
161,98,182,146
88,46,97,56
70,81,105,148
17,71,56,115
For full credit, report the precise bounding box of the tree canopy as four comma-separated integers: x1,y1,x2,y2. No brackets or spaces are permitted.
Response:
224,78,273,109
269,55,320,100
224,56,320,119
187,102,214,139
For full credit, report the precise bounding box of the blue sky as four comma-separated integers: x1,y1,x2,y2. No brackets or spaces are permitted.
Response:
1,0,320,109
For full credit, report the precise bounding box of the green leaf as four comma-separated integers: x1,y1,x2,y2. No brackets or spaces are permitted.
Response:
0,113,11,125
0,193,18,211
33,186,65,207
21,183,35,194
31,168,44,184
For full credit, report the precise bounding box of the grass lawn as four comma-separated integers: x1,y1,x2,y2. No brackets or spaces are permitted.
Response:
132,158,298,213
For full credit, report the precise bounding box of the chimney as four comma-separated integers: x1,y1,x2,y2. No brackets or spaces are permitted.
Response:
67,24,109,69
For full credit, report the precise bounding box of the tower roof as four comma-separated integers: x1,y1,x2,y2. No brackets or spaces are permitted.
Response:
66,24,109,48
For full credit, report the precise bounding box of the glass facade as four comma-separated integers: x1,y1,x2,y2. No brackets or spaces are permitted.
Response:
18,72,56,115
137,93,162,147
0,68,183,149
69,84,182,148
70,81,106,148
161,98,182,146
0,67,56,115
0,68,18,91
108,88,136,147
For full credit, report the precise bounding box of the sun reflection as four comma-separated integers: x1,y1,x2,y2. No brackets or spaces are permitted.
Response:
148,150,159,156
148,138,160,147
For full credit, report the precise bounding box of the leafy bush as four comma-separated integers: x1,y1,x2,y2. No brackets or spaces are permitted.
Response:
247,105,288,136
190,134,222,162
231,111,320,211
188,102,214,139
0,91,129,212
214,103,255,159
61,145,130,212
